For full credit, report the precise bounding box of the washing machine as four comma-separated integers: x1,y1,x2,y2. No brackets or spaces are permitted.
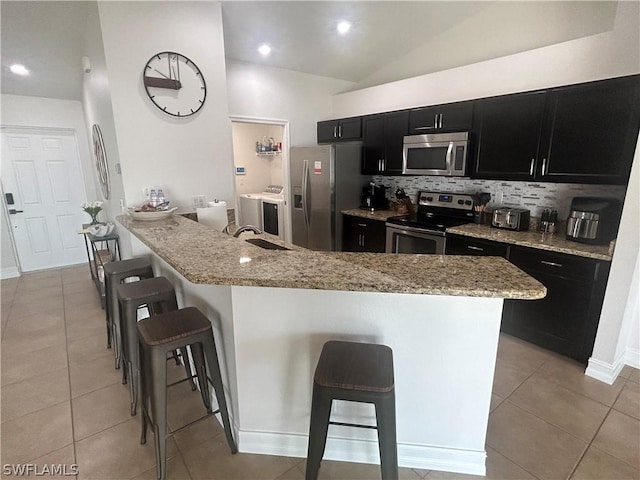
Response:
238,185,286,239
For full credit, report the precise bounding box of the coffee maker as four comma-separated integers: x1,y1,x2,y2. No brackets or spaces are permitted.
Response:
360,182,388,211
566,197,622,245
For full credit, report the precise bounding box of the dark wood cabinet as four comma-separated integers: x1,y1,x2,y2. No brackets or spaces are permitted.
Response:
362,111,409,175
317,117,362,143
342,215,386,253
445,234,509,257
473,75,640,184
502,246,610,363
472,91,546,180
409,101,474,133
539,76,640,185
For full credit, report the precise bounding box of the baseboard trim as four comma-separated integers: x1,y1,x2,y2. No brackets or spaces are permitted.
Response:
238,430,486,476
1,267,20,279
625,346,640,369
586,356,626,384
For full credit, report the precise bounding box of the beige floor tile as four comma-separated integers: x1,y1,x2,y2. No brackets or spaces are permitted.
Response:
2,311,65,337
312,460,422,479
1,323,67,356
16,276,62,293
8,302,63,321
496,333,550,372
425,447,536,480
61,264,92,283
69,354,122,397
65,316,108,342
64,291,103,310
75,418,179,480
0,444,77,480
129,455,192,480
491,362,530,399
67,331,112,366
627,368,640,385
571,445,640,479
486,401,587,480
171,415,224,452
63,280,99,297
508,373,609,441
72,382,133,440
614,380,640,419
64,302,104,323
167,380,213,432
537,356,626,406
619,365,634,379
1,367,70,423
276,465,305,480
1,344,68,386
489,394,503,413
181,435,295,480
0,402,73,464
12,285,63,304
591,409,640,469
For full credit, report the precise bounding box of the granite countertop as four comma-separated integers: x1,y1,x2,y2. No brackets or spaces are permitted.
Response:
342,208,402,222
447,223,613,261
117,214,545,299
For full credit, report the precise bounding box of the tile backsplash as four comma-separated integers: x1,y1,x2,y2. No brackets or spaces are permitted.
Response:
373,176,627,219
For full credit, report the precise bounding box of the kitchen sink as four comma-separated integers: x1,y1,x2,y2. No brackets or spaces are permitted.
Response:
245,238,290,251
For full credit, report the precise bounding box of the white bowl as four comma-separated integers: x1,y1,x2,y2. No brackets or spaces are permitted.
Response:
87,223,115,237
128,207,178,221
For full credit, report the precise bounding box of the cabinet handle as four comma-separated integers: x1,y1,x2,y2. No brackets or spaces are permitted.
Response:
357,223,367,227
338,125,342,138
361,234,365,247
333,126,337,138
468,246,484,251
541,260,563,268
439,113,443,129
529,158,535,176
542,158,548,175
434,114,438,128
414,126,430,131
382,158,386,171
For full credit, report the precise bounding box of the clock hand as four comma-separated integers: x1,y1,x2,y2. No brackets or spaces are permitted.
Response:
153,68,170,80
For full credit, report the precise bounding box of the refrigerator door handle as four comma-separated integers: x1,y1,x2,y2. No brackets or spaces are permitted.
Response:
302,160,310,229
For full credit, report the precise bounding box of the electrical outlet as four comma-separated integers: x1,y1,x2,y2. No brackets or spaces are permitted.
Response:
119,199,125,208
142,187,150,200
192,195,206,209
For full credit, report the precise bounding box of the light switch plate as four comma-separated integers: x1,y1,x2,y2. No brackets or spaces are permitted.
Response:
192,195,206,208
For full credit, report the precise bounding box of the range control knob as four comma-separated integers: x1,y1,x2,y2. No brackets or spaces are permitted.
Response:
426,196,433,202
457,200,464,205
465,200,472,205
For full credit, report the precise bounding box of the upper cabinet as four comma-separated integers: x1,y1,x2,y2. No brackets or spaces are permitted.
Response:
538,76,640,185
472,91,546,181
362,111,409,175
473,75,640,184
317,117,362,143
409,101,474,133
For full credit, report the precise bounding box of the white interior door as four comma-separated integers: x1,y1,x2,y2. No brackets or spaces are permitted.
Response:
1,129,88,272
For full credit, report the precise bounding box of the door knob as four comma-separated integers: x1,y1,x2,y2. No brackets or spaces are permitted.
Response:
8,209,23,215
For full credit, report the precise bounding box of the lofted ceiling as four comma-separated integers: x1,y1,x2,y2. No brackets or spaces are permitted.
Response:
0,1,619,101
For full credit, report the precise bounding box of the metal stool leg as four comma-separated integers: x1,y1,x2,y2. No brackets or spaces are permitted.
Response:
150,347,168,480
375,393,398,480
305,384,333,480
189,342,211,410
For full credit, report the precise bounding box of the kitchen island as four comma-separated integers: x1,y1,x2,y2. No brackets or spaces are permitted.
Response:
117,214,544,475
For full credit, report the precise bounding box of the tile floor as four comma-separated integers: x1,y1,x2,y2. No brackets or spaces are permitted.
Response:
1,266,639,480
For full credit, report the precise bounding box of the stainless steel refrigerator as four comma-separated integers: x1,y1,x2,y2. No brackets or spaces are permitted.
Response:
290,144,368,251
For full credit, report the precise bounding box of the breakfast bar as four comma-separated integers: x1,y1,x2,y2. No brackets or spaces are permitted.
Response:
117,214,545,476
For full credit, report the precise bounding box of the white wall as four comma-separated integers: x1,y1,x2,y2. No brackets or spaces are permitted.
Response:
226,60,355,147
331,1,639,117
97,1,234,211
0,94,96,274
81,1,131,257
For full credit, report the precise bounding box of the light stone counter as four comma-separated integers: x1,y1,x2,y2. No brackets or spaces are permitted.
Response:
341,208,401,222
447,223,613,261
117,214,545,300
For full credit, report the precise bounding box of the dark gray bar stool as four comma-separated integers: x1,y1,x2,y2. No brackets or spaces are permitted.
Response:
138,306,237,480
104,258,154,369
305,340,397,480
117,276,196,416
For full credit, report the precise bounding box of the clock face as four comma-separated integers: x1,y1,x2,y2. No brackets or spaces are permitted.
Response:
143,52,206,117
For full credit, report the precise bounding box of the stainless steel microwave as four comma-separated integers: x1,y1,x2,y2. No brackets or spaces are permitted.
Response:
402,132,469,176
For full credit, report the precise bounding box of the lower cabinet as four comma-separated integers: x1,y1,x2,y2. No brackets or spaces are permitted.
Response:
342,215,386,253
445,234,610,363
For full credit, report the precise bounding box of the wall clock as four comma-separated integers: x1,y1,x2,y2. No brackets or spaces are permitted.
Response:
143,51,206,117
92,124,110,199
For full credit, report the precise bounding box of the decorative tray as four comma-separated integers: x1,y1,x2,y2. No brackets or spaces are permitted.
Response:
128,207,178,221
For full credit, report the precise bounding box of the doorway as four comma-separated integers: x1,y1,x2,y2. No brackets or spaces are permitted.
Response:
1,127,88,272
230,117,290,242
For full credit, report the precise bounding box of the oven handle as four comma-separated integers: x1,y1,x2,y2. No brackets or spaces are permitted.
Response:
385,223,446,237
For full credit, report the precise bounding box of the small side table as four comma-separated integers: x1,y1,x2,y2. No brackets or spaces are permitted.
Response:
82,224,121,308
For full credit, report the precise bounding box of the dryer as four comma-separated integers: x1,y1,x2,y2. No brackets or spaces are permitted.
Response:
238,186,285,239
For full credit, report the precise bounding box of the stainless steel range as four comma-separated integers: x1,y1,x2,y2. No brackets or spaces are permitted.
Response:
386,191,475,254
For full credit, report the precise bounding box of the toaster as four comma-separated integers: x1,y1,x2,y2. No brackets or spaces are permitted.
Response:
491,208,530,231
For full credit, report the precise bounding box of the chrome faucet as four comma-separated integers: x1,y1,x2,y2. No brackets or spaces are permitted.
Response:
233,225,262,238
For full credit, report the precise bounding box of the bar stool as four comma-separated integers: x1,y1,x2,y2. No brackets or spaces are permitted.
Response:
104,258,154,369
117,276,196,416
137,306,237,480
305,340,397,480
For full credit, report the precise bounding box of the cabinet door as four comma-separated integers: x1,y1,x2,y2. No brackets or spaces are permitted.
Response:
383,111,409,174
440,102,474,131
540,76,640,185
472,92,546,180
342,216,362,252
445,235,509,257
338,117,362,141
409,106,440,132
409,102,473,133
342,216,386,253
317,120,337,144
362,116,386,174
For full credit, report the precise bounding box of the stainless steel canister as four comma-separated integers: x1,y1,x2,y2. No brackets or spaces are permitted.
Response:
566,210,600,240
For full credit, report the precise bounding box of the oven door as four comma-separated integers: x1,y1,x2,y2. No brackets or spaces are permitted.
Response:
385,224,445,254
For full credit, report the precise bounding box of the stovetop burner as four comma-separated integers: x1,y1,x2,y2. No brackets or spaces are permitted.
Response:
386,214,471,232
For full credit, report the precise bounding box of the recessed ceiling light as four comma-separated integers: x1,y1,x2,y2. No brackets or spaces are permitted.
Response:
337,21,351,35
10,64,29,76
258,44,271,56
